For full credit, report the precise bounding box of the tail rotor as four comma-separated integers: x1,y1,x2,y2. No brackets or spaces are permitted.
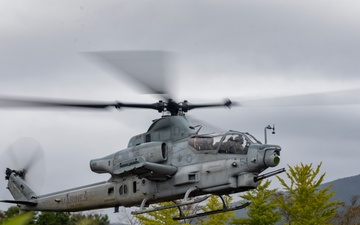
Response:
1,137,45,197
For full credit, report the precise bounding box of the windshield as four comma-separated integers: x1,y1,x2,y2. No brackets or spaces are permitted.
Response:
188,135,220,151
188,132,253,155
244,133,262,144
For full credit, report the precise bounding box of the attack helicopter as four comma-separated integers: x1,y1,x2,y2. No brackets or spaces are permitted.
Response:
0,51,285,220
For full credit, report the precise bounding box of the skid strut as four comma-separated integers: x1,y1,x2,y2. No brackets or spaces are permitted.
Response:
131,187,208,215
173,195,250,221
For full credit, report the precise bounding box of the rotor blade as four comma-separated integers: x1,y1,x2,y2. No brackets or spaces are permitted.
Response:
187,115,227,133
84,50,172,96
184,99,232,111
0,96,164,111
7,145,21,170
236,88,360,107
22,141,43,173
0,96,117,109
6,138,44,174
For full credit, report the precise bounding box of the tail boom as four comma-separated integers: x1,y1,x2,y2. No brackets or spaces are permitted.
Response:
3,168,123,212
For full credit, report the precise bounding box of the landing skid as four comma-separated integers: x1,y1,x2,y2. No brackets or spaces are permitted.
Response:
131,195,209,215
173,200,250,220
131,187,208,215
131,187,251,221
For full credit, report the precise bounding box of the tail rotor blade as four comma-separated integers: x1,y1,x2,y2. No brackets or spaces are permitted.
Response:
1,137,45,193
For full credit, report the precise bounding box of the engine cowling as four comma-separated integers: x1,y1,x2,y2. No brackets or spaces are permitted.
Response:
89,154,114,174
113,142,168,165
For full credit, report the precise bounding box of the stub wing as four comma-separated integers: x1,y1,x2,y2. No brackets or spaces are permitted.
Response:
112,156,177,181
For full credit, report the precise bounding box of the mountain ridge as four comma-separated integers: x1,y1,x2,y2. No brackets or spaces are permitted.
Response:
321,173,360,204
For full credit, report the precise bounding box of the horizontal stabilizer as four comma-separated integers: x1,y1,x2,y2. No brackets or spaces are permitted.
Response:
0,200,37,206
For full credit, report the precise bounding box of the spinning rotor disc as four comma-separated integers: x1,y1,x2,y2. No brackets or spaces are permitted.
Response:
0,137,45,198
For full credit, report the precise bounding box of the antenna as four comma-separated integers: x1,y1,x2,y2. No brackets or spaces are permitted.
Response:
264,124,275,144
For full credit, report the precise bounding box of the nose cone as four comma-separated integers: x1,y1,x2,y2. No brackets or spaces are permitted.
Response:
264,150,280,167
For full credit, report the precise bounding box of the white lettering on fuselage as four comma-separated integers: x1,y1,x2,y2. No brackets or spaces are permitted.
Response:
65,192,88,206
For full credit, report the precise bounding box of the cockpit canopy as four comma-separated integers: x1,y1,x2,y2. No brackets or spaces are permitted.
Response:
188,131,262,154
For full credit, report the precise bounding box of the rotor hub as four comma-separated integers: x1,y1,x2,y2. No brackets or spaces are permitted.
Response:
5,168,25,180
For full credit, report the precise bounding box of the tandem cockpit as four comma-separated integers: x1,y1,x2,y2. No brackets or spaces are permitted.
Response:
188,131,262,155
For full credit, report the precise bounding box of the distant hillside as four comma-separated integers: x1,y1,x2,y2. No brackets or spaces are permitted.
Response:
234,174,360,219
321,174,360,204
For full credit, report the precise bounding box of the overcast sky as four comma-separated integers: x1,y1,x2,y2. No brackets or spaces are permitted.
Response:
1,0,360,221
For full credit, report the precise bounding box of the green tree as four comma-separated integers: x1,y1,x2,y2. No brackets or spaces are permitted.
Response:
231,180,280,225
276,162,338,225
135,201,189,225
197,195,234,225
4,206,20,218
332,195,360,225
0,212,33,225
69,213,110,225
117,207,141,225
136,195,234,225
35,211,110,225
0,206,34,225
0,210,5,220
36,212,70,225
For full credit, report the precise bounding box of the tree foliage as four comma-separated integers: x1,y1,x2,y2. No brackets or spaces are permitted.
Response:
36,212,70,225
232,180,280,225
0,207,109,225
135,201,189,225
136,195,234,225
117,207,141,225
197,195,234,225
276,162,338,225
0,206,34,225
69,213,110,225
0,212,34,225
332,195,360,225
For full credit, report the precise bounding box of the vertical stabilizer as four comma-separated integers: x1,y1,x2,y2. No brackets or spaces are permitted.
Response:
2,168,37,206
